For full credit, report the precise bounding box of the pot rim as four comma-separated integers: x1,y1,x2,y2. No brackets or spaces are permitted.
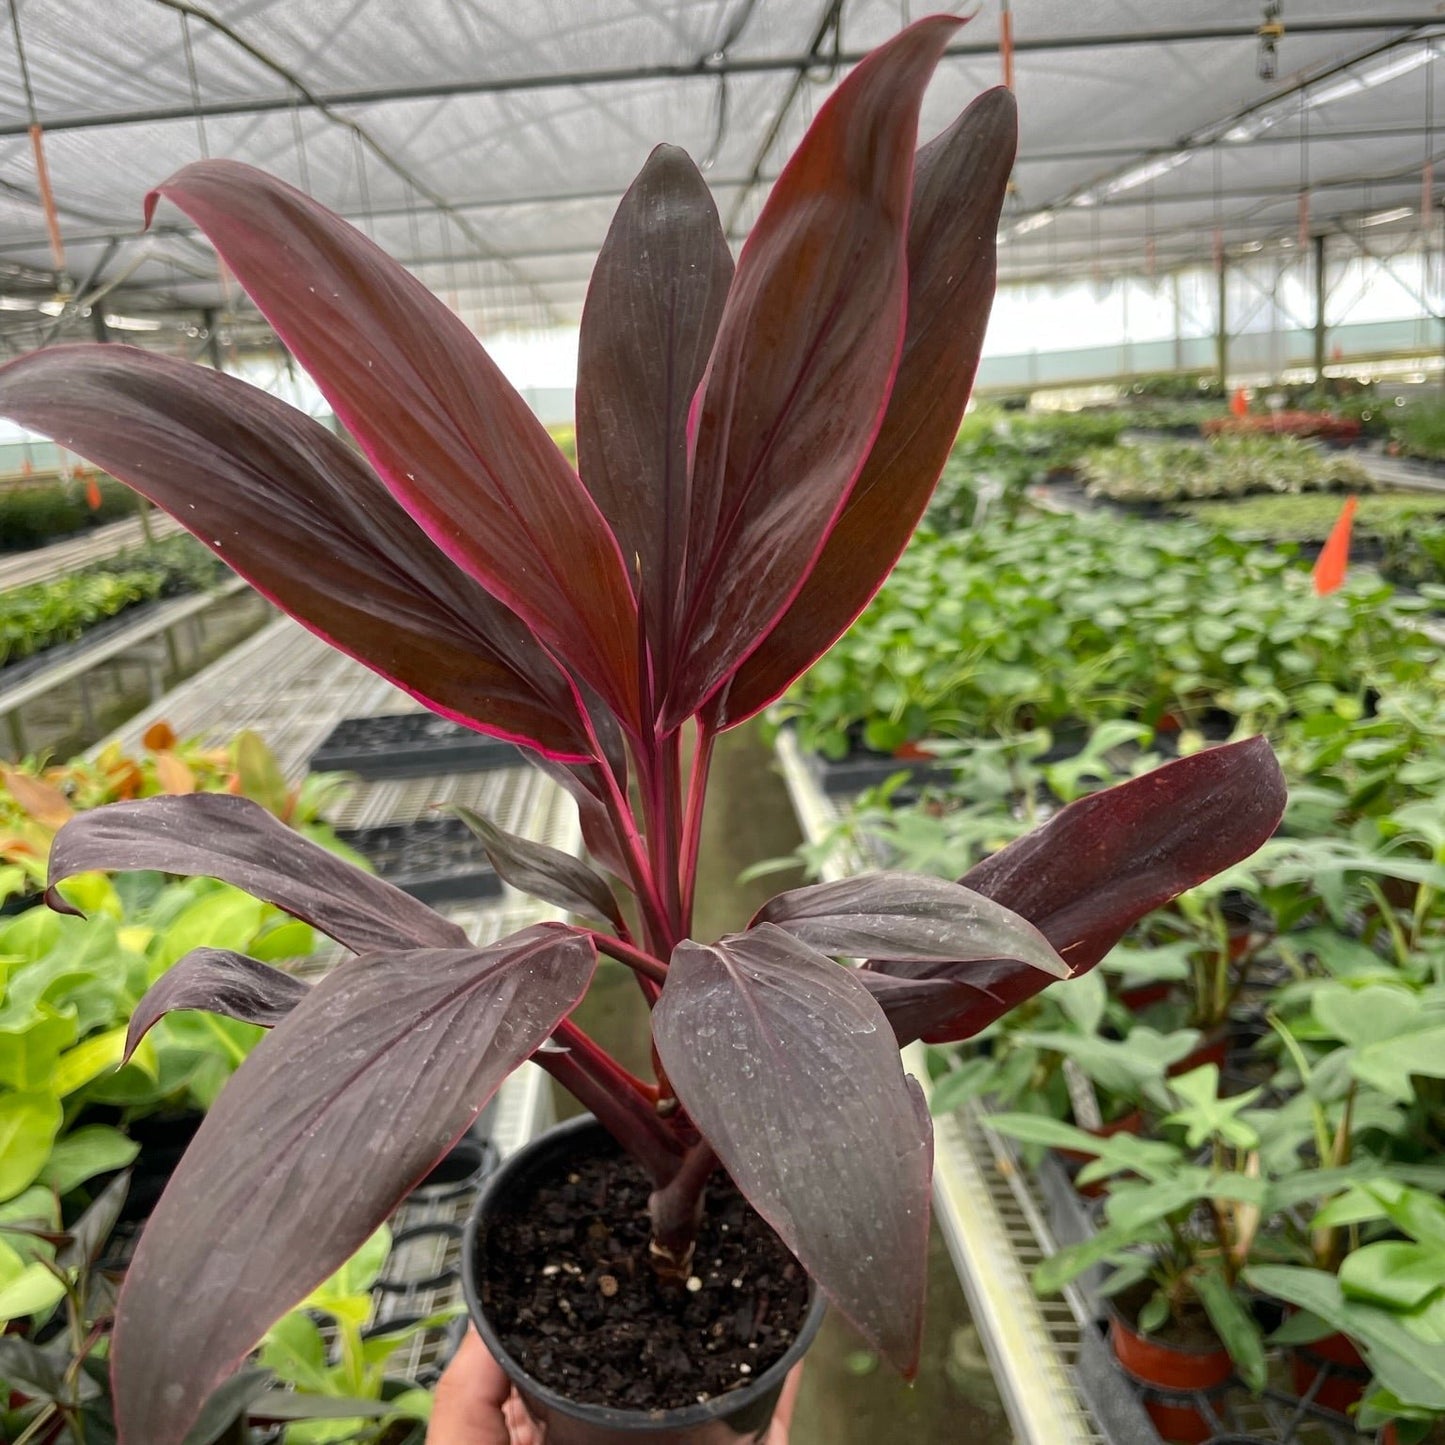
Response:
460,1114,828,1432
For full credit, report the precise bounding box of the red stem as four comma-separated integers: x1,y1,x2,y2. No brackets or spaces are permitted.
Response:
590,932,668,985
678,723,715,937
541,1024,683,1185
577,705,672,945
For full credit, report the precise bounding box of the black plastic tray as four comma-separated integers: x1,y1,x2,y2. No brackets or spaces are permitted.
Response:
814,752,951,801
309,712,522,779
336,816,504,907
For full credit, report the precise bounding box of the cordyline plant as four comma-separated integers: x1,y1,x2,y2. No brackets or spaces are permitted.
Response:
0,18,1286,1445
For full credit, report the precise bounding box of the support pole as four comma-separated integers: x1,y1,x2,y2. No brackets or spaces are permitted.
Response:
202,308,224,371
1313,232,1328,384
1215,256,1229,391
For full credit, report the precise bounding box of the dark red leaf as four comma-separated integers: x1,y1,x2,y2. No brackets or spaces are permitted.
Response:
856,968,1004,1049
576,145,733,699
49,794,464,954
123,948,310,1064
661,17,962,727
447,803,624,929
0,346,592,760
148,160,641,730
111,924,596,1445
865,738,1288,1042
712,87,1017,725
752,872,1065,975
653,924,932,1372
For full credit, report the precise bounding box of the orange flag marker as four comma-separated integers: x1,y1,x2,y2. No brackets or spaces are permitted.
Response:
1313,495,1357,596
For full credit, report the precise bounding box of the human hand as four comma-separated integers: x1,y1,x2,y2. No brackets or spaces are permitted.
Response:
428,1328,801,1444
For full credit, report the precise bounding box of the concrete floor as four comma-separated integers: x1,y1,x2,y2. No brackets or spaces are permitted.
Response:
556,722,1011,1445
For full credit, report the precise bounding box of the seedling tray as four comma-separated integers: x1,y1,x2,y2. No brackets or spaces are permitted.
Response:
309,712,521,779
336,816,504,907
813,749,951,802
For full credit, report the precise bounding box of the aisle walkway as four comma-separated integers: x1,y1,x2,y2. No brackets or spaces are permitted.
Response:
0,511,182,591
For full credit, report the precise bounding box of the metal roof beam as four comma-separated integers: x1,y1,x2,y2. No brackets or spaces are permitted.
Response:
0,16,1435,138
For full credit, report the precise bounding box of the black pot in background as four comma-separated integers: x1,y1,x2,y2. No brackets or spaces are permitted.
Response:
462,1116,827,1445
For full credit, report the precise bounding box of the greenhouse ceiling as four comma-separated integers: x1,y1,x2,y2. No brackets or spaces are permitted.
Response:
0,0,1442,353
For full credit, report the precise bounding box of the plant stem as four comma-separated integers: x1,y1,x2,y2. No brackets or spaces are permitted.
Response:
538,1027,683,1186
590,932,668,985
679,722,715,937
647,1139,718,1280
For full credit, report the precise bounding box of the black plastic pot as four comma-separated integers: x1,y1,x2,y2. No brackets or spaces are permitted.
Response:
309,712,521,779
461,1116,827,1445
335,816,504,907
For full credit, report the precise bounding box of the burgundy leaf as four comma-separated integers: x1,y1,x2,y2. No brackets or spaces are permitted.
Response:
752,872,1066,976
123,948,310,1064
0,346,592,760
576,144,733,696
856,968,1004,1049
49,794,464,954
661,16,963,727
148,160,641,731
712,87,1017,725
653,924,932,1372
528,756,633,881
111,924,596,1445
447,803,624,929
866,738,1288,1042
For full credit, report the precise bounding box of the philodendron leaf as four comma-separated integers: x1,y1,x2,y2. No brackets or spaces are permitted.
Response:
0,347,592,761
147,161,642,732
866,737,1287,1043
447,804,624,929
713,85,1017,726
653,924,932,1373
124,948,311,1063
752,873,1066,976
1245,1265,1445,1411
662,17,962,726
1195,1263,1267,1393
111,923,596,1445
576,142,732,692
49,794,465,954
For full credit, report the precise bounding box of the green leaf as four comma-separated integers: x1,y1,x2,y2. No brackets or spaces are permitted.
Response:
1196,1264,1266,1392
1340,1242,1445,1311
0,1259,67,1322
928,1056,995,1115
0,1003,76,1090
1353,1027,1445,1104
50,1025,128,1096
1366,1180,1445,1250
260,1311,332,1394
40,1124,139,1195
1245,1266,1445,1411
0,1091,62,1201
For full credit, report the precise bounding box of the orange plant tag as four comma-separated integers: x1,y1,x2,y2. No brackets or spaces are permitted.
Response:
1312,495,1357,596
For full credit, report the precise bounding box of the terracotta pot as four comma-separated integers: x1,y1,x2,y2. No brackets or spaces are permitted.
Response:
462,1116,827,1444
1109,1302,1232,1444
1291,1329,1369,1417
1168,1029,1228,1078
1117,980,1174,1013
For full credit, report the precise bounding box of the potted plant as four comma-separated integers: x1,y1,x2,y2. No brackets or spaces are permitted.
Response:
0,17,1288,1444
1248,1179,1445,1442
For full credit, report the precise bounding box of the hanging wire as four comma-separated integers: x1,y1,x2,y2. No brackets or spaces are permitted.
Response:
150,0,561,326
178,10,209,159
9,0,66,279
290,95,311,194
351,129,374,238
1297,84,1310,250
701,0,764,171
